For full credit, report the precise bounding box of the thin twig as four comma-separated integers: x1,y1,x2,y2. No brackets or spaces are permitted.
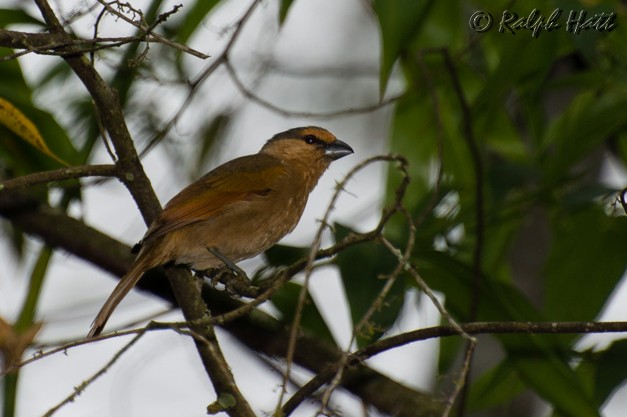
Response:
443,341,476,417
318,166,413,414
141,0,260,155
42,330,146,416
277,155,409,414
31,2,254,415
380,240,470,340
225,59,403,119
280,320,627,416
34,0,163,222
438,48,484,320
434,47,484,417
415,49,480,417
414,51,445,228
94,0,209,59
7,322,183,376
398,252,477,417
0,164,117,192
0,31,192,60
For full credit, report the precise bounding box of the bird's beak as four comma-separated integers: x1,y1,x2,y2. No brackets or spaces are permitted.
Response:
324,139,354,160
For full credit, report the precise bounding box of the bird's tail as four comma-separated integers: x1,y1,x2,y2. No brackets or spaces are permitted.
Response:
88,255,152,338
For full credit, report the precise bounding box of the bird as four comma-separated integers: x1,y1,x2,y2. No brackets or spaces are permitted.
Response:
88,126,353,337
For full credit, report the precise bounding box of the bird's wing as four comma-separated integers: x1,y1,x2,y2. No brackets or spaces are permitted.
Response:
142,154,287,242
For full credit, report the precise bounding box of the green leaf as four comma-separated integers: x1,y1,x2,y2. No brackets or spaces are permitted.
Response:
473,32,560,144
372,0,434,96
614,133,627,172
16,246,52,331
278,0,294,24
544,208,627,324
35,60,73,89
271,282,335,345
416,250,544,322
0,49,31,104
112,0,164,108
418,250,599,415
175,0,222,44
264,244,308,267
191,113,231,179
594,339,627,406
207,393,236,414
0,50,78,172
217,393,236,408
385,94,441,211
505,336,600,417
555,0,617,63
3,246,49,417
0,9,44,27
335,224,405,347
468,360,526,411
541,91,627,182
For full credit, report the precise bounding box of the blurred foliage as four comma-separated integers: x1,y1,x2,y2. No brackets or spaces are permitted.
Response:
334,223,406,347
1,0,627,416
371,0,627,415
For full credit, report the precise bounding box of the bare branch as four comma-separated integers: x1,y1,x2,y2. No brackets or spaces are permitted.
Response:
439,48,484,320
225,59,403,119
28,2,254,415
141,0,260,155
42,331,145,417
6,186,626,416
421,47,485,417
317,167,413,414
0,164,117,192
277,155,409,412
281,320,627,416
94,0,208,59
414,51,445,228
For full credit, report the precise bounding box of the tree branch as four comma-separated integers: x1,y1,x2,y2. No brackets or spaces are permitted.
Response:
141,0,260,154
432,47,484,417
94,0,208,59
32,0,161,222
0,190,444,417
0,29,70,54
7,190,627,417
0,9,208,60
281,320,627,415
0,164,117,191
438,48,484,320
0,29,156,60
225,58,402,119
29,2,254,415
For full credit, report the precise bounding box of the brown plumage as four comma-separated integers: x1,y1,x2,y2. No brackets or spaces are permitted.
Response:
88,126,353,337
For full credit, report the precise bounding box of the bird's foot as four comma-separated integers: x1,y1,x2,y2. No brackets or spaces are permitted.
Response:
197,263,260,298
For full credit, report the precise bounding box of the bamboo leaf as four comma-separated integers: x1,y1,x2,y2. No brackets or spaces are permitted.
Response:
279,0,294,24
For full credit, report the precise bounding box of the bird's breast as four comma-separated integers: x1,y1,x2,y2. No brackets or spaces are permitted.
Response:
167,186,310,271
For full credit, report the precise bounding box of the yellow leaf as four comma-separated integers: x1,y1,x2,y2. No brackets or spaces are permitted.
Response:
0,97,68,166
0,317,42,373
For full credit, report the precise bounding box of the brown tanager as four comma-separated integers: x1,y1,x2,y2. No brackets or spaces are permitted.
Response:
88,126,353,337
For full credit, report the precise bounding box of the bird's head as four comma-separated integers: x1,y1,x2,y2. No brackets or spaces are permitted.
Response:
261,126,353,171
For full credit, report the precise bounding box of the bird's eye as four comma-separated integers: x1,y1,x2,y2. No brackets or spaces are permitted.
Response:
303,134,317,144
